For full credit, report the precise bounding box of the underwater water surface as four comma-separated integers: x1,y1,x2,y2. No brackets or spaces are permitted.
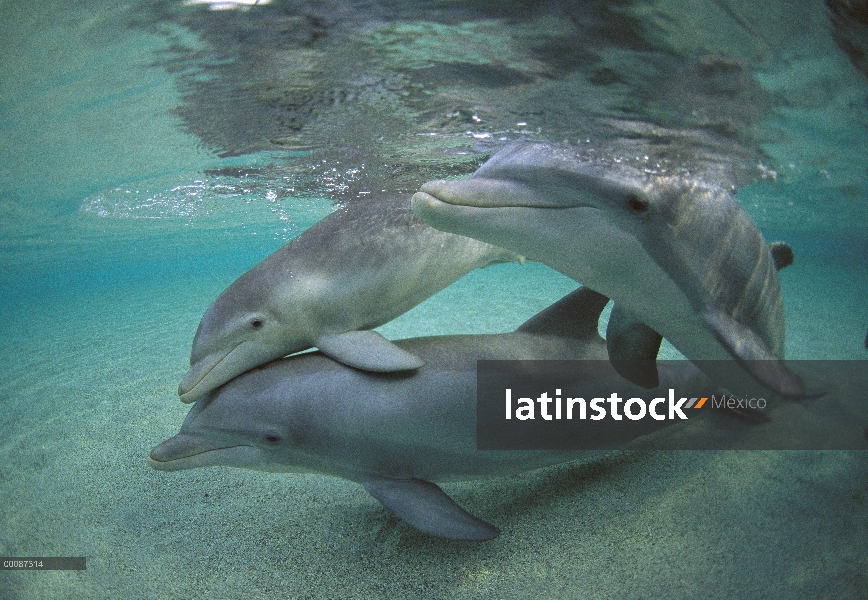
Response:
1,0,867,598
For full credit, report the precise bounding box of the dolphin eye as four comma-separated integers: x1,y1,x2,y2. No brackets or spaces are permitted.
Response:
264,434,281,444
627,194,649,212
251,318,264,329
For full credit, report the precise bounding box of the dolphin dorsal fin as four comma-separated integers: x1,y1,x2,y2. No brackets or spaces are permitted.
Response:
516,286,609,339
768,241,794,271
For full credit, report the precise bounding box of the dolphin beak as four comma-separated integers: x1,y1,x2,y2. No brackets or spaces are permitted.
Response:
411,190,485,234
148,433,247,471
416,179,565,209
417,167,629,210
411,190,448,213
148,433,211,471
178,347,235,404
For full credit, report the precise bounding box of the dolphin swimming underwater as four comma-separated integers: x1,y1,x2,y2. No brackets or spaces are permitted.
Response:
153,287,711,541
179,196,520,403
411,142,810,397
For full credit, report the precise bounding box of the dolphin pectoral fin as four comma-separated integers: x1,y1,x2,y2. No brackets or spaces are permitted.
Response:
606,305,663,389
316,331,425,372
711,401,772,423
704,310,823,399
362,477,500,541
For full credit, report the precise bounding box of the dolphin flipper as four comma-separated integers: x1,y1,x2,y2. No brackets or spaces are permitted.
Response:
703,309,820,399
702,241,821,399
362,477,500,541
315,331,425,372
607,241,796,390
606,305,663,389
712,402,772,423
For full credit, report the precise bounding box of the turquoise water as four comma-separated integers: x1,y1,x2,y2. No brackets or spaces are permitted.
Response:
1,1,866,598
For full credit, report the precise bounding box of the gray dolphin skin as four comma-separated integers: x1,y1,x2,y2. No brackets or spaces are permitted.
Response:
411,142,810,398
179,196,521,403
152,287,707,541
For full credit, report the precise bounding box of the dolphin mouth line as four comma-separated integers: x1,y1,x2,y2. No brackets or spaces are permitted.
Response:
179,344,239,398
414,188,580,210
148,444,249,467
413,190,465,207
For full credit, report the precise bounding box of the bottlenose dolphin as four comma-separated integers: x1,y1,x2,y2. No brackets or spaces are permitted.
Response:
411,142,810,397
179,197,520,403
152,287,709,541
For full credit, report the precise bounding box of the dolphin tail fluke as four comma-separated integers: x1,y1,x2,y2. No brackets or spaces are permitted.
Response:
362,477,500,541
316,331,425,372
704,310,824,399
516,286,609,339
606,304,663,389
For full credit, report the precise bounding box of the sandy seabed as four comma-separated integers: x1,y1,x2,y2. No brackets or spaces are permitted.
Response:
0,247,866,599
